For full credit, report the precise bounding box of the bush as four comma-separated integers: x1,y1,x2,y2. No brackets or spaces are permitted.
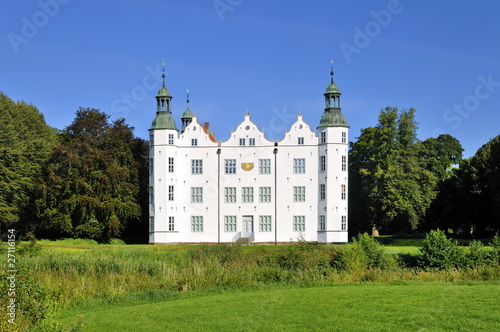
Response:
335,233,391,271
464,240,490,268
418,229,464,269
490,234,500,265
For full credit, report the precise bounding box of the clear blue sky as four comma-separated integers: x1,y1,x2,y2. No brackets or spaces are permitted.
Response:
2,0,499,158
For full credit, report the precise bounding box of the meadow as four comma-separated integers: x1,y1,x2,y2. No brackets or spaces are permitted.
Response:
0,233,499,331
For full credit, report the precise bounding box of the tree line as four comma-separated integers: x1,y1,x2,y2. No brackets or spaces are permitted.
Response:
349,106,499,237
0,94,498,241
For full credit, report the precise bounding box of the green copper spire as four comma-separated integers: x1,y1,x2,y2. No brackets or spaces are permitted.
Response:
150,60,177,130
181,88,193,132
318,60,349,128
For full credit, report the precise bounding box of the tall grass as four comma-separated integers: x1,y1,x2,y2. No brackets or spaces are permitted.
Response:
1,233,499,331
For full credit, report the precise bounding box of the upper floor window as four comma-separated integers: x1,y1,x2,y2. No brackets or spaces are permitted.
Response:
341,184,346,200
191,138,198,146
259,159,271,174
249,138,255,146
319,155,326,172
168,185,174,201
191,159,203,174
242,187,254,203
239,138,245,146
298,137,304,145
225,159,236,174
168,157,174,173
293,186,306,202
259,187,271,203
341,155,347,172
191,187,203,203
319,184,326,200
224,187,236,203
293,158,305,174
168,134,174,145
320,132,326,144
342,132,347,143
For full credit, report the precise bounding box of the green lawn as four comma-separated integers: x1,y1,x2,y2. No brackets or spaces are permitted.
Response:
59,283,500,331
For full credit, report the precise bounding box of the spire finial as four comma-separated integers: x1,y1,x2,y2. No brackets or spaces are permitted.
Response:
161,59,166,87
330,59,334,83
186,89,190,109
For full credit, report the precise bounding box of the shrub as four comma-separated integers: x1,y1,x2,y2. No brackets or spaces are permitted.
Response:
418,229,464,269
490,234,500,265
464,240,490,268
335,233,391,271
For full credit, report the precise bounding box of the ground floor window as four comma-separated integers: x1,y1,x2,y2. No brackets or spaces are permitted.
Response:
168,216,174,231
259,215,272,232
191,216,203,232
224,215,237,232
318,215,325,231
341,215,347,231
293,215,305,232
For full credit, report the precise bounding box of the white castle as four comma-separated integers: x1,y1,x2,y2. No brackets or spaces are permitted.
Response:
149,64,349,244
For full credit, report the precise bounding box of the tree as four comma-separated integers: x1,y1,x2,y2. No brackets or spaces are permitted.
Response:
349,107,443,234
0,93,56,235
35,108,142,240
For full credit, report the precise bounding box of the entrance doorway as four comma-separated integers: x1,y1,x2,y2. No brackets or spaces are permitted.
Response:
242,215,254,232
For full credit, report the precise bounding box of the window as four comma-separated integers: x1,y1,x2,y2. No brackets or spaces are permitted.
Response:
168,133,174,145
319,184,326,200
224,216,237,232
249,138,255,146
341,216,347,230
225,159,236,174
293,186,306,202
298,137,304,145
259,216,272,232
191,216,203,232
259,159,271,174
191,187,203,203
319,155,326,172
293,216,305,232
168,185,174,201
242,187,254,203
341,184,346,200
149,216,154,232
320,132,326,144
319,215,326,231
341,155,346,172
191,159,203,174
150,132,154,145
293,158,305,174
224,187,236,203
259,187,271,203
168,216,174,231
239,138,245,146
191,138,198,146
168,157,174,172
342,132,347,143
149,158,154,174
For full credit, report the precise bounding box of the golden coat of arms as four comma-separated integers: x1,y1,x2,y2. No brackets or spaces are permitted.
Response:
241,163,254,171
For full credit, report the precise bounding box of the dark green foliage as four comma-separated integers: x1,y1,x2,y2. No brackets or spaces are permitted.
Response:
427,136,500,236
464,240,490,268
0,93,56,234
490,234,500,265
349,107,450,234
35,108,143,241
418,229,464,269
